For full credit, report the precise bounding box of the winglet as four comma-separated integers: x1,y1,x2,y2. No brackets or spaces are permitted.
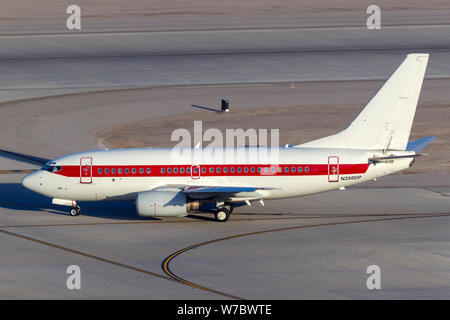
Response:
406,136,436,152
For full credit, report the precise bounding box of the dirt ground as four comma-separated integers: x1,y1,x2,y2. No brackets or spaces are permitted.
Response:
97,94,449,175
3,0,450,20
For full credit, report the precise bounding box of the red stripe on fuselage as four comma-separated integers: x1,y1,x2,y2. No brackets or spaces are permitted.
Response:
54,163,370,178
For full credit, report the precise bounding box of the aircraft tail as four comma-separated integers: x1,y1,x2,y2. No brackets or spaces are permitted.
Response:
297,53,429,150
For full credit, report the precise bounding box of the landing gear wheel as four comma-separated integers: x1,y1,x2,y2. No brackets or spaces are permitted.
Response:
223,203,234,214
70,206,81,216
215,207,230,222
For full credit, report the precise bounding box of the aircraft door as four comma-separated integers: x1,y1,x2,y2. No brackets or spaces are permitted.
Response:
328,156,339,182
80,157,93,184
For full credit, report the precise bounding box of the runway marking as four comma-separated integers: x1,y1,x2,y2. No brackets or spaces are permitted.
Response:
0,212,439,229
1,23,450,37
162,213,449,299
0,227,240,299
0,228,171,279
0,24,444,37
0,213,447,299
0,47,449,62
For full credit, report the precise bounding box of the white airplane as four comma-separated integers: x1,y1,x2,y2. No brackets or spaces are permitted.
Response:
20,53,435,222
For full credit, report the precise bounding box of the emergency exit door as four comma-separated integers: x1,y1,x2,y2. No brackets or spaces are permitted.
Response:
80,157,93,184
328,156,339,182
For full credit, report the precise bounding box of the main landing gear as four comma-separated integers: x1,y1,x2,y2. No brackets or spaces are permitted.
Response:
214,203,234,222
69,205,81,216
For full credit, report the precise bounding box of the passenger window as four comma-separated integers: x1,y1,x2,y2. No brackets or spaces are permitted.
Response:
305,167,309,173
125,168,129,174
161,168,165,174
237,167,242,173
230,167,235,173
105,168,109,174
98,168,102,174
284,167,289,173
257,167,262,173
118,168,123,174
291,167,296,173
112,168,116,174
217,167,221,173
140,168,144,174
174,168,178,174
193,167,198,173
251,167,255,173
209,167,214,173
180,168,184,174
167,168,172,174
278,166,282,173
146,168,151,174
202,167,206,173
224,167,228,173
265,167,269,173
298,167,302,172
132,168,136,174
244,167,248,173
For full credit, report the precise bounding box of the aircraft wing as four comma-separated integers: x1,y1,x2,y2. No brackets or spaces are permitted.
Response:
181,186,273,193
0,149,50,166
153,184,276,201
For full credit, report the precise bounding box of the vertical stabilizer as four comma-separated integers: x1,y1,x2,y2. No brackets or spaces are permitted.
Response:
297,54,429,150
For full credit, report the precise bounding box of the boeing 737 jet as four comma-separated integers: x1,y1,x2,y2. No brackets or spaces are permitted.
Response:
19,54,435,222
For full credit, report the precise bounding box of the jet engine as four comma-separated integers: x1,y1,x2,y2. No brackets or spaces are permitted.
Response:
136,190,199,217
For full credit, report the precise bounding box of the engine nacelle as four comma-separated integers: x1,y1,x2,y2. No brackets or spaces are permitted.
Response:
136,190,198,217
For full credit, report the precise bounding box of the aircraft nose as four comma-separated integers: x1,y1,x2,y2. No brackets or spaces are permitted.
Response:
21,171,40,192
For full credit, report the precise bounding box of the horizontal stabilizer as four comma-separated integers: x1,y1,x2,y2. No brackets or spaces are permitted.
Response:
369,154,422,163
406,136,436,152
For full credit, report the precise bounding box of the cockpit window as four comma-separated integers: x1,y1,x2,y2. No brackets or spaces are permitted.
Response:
40,165,61,173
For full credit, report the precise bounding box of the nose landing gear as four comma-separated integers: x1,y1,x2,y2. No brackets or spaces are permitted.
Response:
69,205,81,216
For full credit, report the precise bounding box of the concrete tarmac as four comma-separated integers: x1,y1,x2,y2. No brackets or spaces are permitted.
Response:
0,171,449,299
1,24,450,102
0,14,449,299
0,80,449,298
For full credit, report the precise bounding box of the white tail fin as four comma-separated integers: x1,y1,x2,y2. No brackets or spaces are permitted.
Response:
297,53,429,150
